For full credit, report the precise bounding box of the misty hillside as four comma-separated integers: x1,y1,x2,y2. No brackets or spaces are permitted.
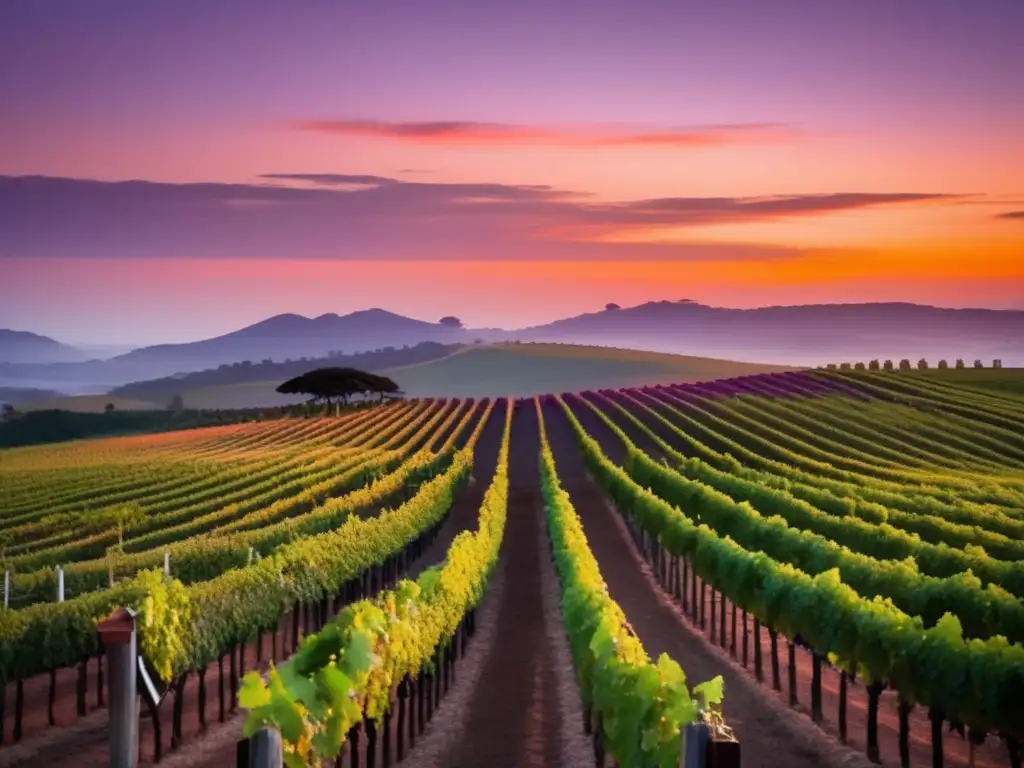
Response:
516,301,1024,366
2,301,1021,393
0,329,91,365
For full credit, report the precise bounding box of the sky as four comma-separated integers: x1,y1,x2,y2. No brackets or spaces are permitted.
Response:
1,0,1023,345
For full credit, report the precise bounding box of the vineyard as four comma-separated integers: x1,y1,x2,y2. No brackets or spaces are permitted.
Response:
0,370,1022,768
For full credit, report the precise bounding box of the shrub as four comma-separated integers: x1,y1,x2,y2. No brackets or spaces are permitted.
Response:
899,359,912,371
854,362,866,371
937,360,949,370
917,358,929,370
868,360,880,370
883,360,894,371
955,359,965,369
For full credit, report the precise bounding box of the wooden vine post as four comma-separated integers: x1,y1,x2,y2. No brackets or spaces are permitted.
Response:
97,606,139,768
682,721,741,768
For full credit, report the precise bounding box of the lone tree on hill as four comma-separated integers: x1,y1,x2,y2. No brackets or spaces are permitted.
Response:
277,367,402,406
439,316,463,328
605,303,621,311
104,402,116,413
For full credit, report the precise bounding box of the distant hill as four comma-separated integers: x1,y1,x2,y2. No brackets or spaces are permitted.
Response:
3,301,1022,390
109,341,463,406
110,309,473,372
0,386,64,406
0,329,90,364
15,394,161,414
516,301,1024,367
172,342,798,406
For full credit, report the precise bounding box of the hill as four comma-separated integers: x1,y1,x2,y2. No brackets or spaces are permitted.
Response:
4,300,1022,391
109,309,473,372
518,300,1024,367
108,341,462,405
15,394,162,413
174,343,798,406
0,329,90,364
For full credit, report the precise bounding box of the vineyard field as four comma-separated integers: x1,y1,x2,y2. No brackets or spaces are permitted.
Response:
1,369,1022,768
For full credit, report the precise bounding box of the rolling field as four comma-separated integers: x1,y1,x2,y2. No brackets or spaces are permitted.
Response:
0,371,1022,768
159,342,800,408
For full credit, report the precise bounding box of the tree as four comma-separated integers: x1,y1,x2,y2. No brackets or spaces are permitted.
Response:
1,403,15,423
937,360,949,370
955,358,966,369
439,316,463,328
168,394,185,412
974,359,984,369
605,303,621,311
883,360,894,371
994,359,1003,369
104,402,116,413
854,362,867,371
917,358,929,370
277,367,402,406
839,362,852,371
826,363,838,370
868,360,880,371
899,359,912,371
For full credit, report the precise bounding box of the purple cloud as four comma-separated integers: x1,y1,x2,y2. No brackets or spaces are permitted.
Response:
0,174,963,262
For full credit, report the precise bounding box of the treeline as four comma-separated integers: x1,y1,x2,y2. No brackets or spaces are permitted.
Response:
823,358,1005,371
109,341,463,405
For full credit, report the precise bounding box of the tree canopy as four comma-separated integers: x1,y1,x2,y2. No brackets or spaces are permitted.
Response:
276,367,402,404
439,316,463,328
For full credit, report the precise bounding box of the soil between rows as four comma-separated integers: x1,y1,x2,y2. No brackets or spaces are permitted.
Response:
436,398,563,768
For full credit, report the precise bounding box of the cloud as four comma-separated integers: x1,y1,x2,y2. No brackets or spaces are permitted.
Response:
0,174,963,262
293,118,794,148
259,173,399,187
996,211,1024,219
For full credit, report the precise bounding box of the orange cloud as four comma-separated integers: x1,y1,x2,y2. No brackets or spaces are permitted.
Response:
293,118,793,148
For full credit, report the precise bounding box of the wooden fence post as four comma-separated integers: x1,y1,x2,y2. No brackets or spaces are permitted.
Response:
97,607,139,768
238,727,283,768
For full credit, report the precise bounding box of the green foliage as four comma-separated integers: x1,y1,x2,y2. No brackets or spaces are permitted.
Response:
558,395,1024,738
239,400,513,763
135,569,192,681
537,399,716,766
0,401,494,682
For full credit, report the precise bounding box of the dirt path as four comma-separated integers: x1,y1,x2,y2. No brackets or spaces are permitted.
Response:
435,399,565,768
562,394,1011,768
542,399,875,768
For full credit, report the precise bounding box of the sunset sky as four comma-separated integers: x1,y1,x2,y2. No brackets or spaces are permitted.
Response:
2,0,1023,345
